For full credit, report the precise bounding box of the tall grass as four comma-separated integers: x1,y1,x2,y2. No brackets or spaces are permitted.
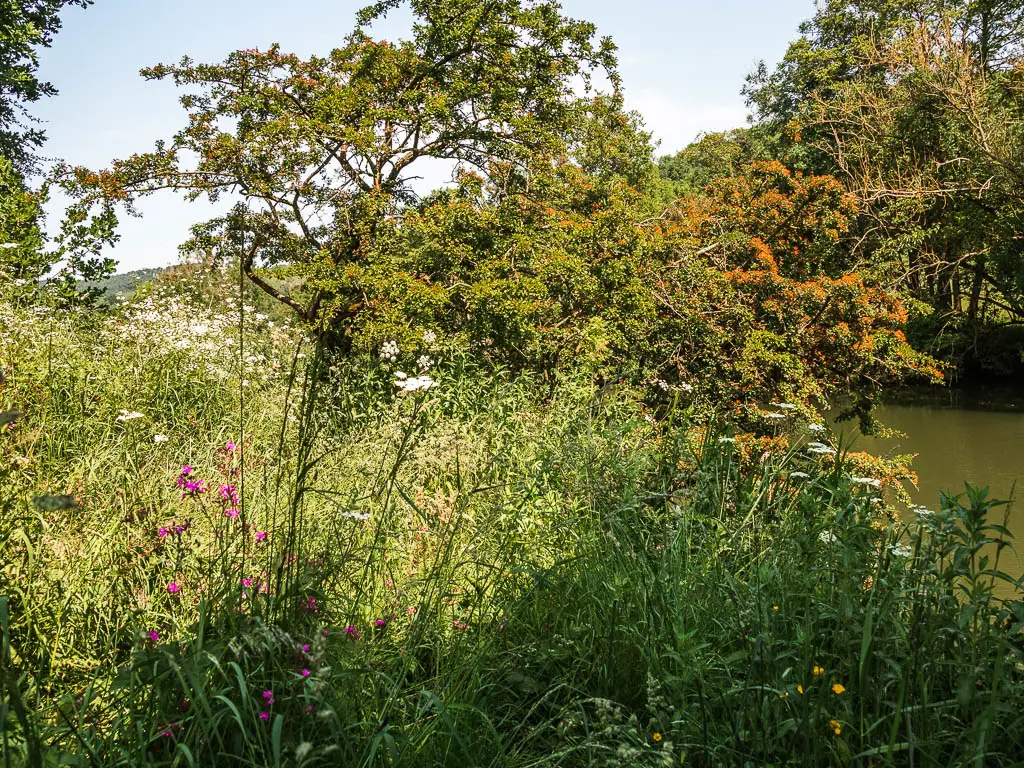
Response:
1,278,1022,766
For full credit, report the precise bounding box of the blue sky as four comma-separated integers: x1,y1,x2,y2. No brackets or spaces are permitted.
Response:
35,0,813,272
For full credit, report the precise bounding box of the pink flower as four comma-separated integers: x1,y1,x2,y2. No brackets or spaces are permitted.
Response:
242,578,253,587
148,630,160,643
226,440,236,452
255,531,267,542
167,582,180,594
301,669,310,677
262,690,274,702
259,711,269,721
344,624,360,640
301,644,310,652
158,527,169,538
225,507,239,518
375,618,386,628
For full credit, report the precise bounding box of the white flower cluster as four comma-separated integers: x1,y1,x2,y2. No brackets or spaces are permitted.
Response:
116,410,145,422
850,476,882,488
789,471,810,480
808,423,827,433
380,340,399,363
394,371,435,393
422,329,437,345
806,441,837,456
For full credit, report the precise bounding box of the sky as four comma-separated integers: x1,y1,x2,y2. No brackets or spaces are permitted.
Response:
33,0,814,272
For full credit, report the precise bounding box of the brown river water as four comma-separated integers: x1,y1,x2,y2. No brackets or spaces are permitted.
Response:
839,390,1024,593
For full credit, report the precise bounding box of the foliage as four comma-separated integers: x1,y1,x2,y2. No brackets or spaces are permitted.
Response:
0,274,1021,766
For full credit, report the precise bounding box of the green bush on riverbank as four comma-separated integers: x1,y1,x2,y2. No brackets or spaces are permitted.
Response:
2,277,1022,767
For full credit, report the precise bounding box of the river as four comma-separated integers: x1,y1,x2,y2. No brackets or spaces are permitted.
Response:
842,389,1024,590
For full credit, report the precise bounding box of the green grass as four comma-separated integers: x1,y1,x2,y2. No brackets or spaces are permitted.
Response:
1,278,1022,766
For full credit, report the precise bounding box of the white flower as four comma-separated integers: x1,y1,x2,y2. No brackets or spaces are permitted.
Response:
808,423,827,433
153,434,169,443
679,382,694,393
789,471,810,480
888,543,912,558
342,510,371,521
116,410,145,422
718,437,735,444
396,374,435,393
850,476,882,488
423,329,437,344
394,371,408,381
770,402,798,410
763,412,789,419
806,441,836,456
417,354,433,371
380,340,399,363
819,530,837,544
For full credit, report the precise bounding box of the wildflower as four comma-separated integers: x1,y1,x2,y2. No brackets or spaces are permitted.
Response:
763,412,789,420
832,683,846,695
154,434,168,443
301,669,310,677
344,624,360,640
888,543,912,558
812,665,825,677
772,605,779,611
819,530,837,544
771,402,798,411
779,691,789,699
225,507,239,518
242,578,253,587
263,690,274,702
159,527,169,538
789,471,810,480
219,484,239,503
829,719,842,736
255,530,268,542
806,441,836,456
304,597,319,612
395,374,436,393
850,476,882,488
808,423,827,433
718,437,735,444
679,381,694,393
417,354,433,371
342,510,371,521
375,618,386,628
301,644,310,652
797,685,804,694
225,440,236,452
652,732,662,743
259,711,270,721
167,582,181,594
423,329,437,344
380,340,399,363
116,409,145,422
147,630,160,643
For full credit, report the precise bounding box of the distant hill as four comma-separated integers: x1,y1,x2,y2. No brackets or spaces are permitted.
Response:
80,267,167,302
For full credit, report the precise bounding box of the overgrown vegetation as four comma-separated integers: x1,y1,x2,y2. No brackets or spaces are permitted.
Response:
2,0,1023,765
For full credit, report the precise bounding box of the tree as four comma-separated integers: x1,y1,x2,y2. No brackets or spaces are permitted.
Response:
66,0,619,343
0,0,93,174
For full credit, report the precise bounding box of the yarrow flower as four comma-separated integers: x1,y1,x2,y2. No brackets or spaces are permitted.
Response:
116,409,145,422
789,471,810,480
806,441,837,456
422,329,437,344
850,476,882,488
153,434,168,443
395,373,436,393
808,423,827,433
718,437,735,444
379,340,399,363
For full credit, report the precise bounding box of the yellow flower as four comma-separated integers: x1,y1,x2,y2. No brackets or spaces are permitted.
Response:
772,605,779,611
652,732,662,743
812,665,825,677
829,719,842,736
779,691,789,699
797,685,804,694
832,683,846,695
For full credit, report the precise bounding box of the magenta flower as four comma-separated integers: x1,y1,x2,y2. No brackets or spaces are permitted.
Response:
262,690,274,704
158,527,169,538
225,507,239,518
301,669,310,677
218,483,239,502
255,531,267,542
148,630,160,643
226,440,236,452
167,582,180,594
303,596,319,613
344,624,360,640
301,644,310,652
242,578,253,587
259,711,269,721
375,618,386,628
